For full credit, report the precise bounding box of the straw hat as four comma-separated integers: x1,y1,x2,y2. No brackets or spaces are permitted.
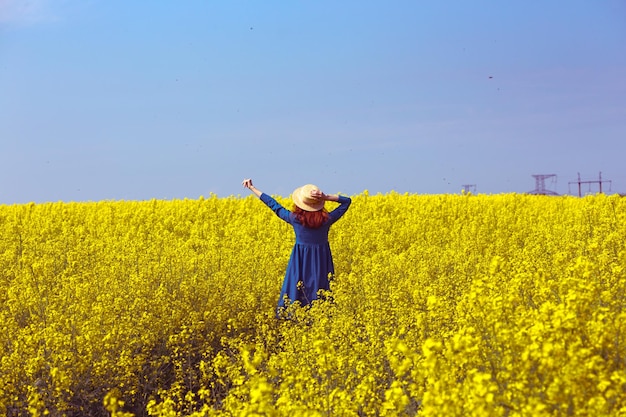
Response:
291,184,325,211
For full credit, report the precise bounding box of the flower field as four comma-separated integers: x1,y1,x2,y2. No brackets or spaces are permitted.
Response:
1,192,625,416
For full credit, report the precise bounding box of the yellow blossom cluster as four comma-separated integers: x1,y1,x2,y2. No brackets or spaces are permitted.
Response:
1,192,625,416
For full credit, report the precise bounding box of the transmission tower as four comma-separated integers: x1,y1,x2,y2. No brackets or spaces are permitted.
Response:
462,184,476,194
568,172,612,197
528,174,559,195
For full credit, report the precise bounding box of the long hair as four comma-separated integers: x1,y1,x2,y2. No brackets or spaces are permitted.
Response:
293,206,329,228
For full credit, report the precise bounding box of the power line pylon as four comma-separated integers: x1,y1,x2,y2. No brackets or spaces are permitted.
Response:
568,172,612,197
528,174,559,195
462,184,476,194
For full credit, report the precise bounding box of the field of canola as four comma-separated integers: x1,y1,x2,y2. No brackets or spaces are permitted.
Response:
1,192,626,416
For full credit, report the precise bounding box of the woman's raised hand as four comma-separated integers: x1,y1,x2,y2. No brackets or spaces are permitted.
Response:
242,178,263,197
310,189,326,200
242,178,254,189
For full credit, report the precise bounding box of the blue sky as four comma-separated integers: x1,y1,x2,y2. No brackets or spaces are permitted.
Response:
1,1,625,203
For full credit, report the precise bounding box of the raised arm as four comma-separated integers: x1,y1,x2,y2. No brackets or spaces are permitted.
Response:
311,189,351,223
310,189,346,203
242,178,292,223
242,178,262,198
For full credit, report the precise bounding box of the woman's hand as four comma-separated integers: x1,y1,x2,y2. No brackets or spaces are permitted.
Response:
312,188,340,202
242,178,262,197
310,189,326,200
242,178,254,189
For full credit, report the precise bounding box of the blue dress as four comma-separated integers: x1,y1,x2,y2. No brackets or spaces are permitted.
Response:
260,193,351,312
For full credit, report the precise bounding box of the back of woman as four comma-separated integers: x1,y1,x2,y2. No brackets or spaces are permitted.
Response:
242,179,351,315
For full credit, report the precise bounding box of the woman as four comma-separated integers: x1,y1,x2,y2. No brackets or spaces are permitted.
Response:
242,178,351,315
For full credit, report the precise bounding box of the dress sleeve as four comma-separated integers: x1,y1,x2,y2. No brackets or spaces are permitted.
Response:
260,193,293,223
328,195,351,224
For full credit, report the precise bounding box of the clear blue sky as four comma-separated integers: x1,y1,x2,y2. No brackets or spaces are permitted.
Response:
2,1,625,203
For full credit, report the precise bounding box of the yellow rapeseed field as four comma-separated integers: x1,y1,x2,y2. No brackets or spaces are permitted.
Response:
1,192,625,416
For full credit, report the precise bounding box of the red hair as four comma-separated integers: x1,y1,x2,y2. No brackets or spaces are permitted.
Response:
293,206,329,228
